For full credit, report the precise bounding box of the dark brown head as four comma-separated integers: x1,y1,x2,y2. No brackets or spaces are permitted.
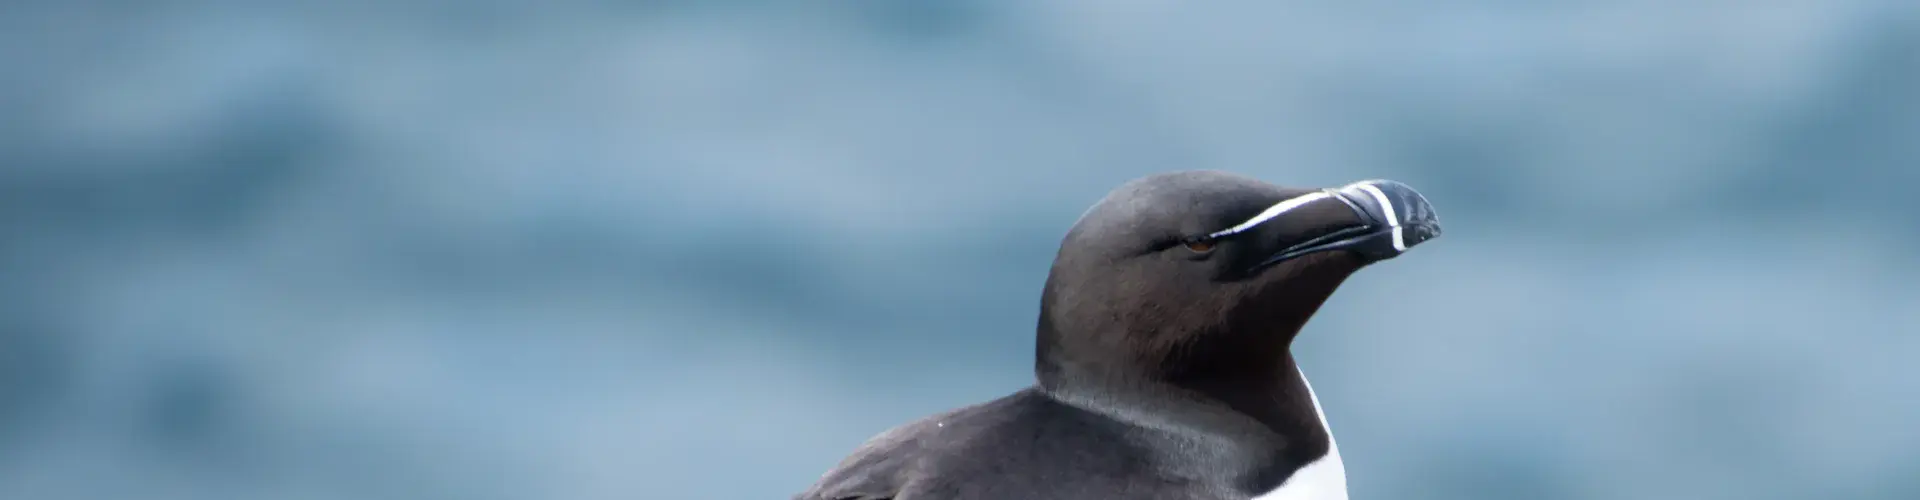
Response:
1034,170,1440,393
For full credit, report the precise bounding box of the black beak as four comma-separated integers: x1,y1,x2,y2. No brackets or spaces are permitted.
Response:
1254,179,1442,267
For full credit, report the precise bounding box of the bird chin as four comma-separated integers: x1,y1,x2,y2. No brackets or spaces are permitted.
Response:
1243,253,1363,298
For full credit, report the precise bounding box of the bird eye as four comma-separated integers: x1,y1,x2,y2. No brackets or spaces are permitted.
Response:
1181,236,1216,253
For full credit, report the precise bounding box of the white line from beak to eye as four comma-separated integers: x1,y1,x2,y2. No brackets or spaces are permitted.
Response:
1353,183,1405,252
1208,191,1334,238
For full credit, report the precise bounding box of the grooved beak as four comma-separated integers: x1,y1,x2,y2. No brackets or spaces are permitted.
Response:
1252,179,1441,268
1329,179,1441,262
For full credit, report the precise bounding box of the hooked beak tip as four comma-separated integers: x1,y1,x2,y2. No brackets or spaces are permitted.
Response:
1333,179,1441,260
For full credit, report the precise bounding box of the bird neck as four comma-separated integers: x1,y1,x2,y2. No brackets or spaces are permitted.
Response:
1035,352,1329,496
1033,303,1324,434
1033,305,1338,495
1036,332,1317,438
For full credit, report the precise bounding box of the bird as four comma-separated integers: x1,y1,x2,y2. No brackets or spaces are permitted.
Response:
795,170,1441,500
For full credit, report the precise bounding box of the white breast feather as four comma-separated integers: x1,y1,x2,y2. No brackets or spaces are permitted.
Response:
1249,368,1348,500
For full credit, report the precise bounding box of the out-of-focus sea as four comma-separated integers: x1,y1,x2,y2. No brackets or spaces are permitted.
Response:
2,2,1916,499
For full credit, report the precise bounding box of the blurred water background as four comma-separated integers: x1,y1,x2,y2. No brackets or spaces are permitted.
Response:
4,2,1918,499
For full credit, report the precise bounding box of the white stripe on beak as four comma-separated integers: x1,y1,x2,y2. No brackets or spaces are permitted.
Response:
1352,183,1405,252
1208,191,1334,238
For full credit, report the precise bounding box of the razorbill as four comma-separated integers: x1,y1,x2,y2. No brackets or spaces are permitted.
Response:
795,171,1441,500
